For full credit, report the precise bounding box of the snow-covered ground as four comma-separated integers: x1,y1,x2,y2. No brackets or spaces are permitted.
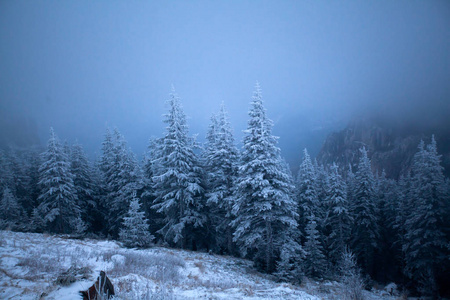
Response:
0,230,397,299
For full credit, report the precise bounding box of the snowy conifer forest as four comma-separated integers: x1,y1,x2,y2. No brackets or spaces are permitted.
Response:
1,85,449,299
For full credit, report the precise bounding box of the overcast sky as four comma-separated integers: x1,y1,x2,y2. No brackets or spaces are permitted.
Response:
1,1,449,168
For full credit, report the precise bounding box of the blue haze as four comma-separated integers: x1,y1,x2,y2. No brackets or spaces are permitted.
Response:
1,1,449,169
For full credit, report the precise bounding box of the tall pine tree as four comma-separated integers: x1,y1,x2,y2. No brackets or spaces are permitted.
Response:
151,87,206,249
325,163,352,265
375,169,399,282
37,128,81,233
70,142,96,231
403,136,449,297
5,148,31,215
350,147,379,276
110,129,143,237
141,137,163,237
297,149,319,232
0,187,22,230
303,213,327,278
204,103,239,254
232,83,298,273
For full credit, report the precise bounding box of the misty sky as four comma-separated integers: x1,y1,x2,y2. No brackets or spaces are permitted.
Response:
1,1,450,168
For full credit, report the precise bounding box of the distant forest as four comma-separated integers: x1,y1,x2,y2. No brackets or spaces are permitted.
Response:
1,85,449,298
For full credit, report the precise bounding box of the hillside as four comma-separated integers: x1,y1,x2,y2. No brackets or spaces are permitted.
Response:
0,231,398,300
317,117,450,178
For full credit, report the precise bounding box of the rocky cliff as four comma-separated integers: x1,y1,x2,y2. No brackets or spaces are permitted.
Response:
317,117,450,179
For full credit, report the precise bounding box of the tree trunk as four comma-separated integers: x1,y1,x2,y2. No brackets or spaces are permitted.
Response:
265,220,274,273
227,225,233,254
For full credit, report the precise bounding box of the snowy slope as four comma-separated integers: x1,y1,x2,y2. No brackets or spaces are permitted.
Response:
0,231,396,299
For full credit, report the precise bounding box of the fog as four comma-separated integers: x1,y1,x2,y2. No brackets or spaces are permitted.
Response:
1,1,449,168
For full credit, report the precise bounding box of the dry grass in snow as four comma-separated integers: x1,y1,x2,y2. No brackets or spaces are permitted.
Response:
0,230,397,300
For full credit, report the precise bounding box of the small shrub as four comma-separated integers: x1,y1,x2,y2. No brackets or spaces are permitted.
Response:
114,287,175,300
18,251,64,277
108,251,185,284
102,250,119,262
111,254,126,266
339,248,365,300
55,266,92,286
199,277,238,290
112,277,175,300
194,261,205,273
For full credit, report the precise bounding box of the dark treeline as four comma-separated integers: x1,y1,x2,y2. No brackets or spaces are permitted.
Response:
1,84,449,298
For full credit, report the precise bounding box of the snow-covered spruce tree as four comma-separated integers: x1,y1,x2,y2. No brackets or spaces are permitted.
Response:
70,142,96,231
62,140,71,157
98,127,143,237
98,127,116,234
99,128,115,182
119,192,154,248
37,128,82,233
204,103,240,254
339,247,365,300
88,159,107,233
232,83,298,273
3,147,44,230
325,163,352,265
346,163,356,206
393,172,411,260
22,147,42,217
106,128,130,231
275,233,306,284
375,169,399,282
141,137,163,236
0,150,15,209
30,207,45,233
151,87,206,249
350,147,379,276
314,160,329,222
205,113,218,152
0,150,12,192
274,158,306,282
297,148,320,233
5,148,31,215
0,187,22,230
303,213,327,278
402,136,449,297
107,129,143,238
